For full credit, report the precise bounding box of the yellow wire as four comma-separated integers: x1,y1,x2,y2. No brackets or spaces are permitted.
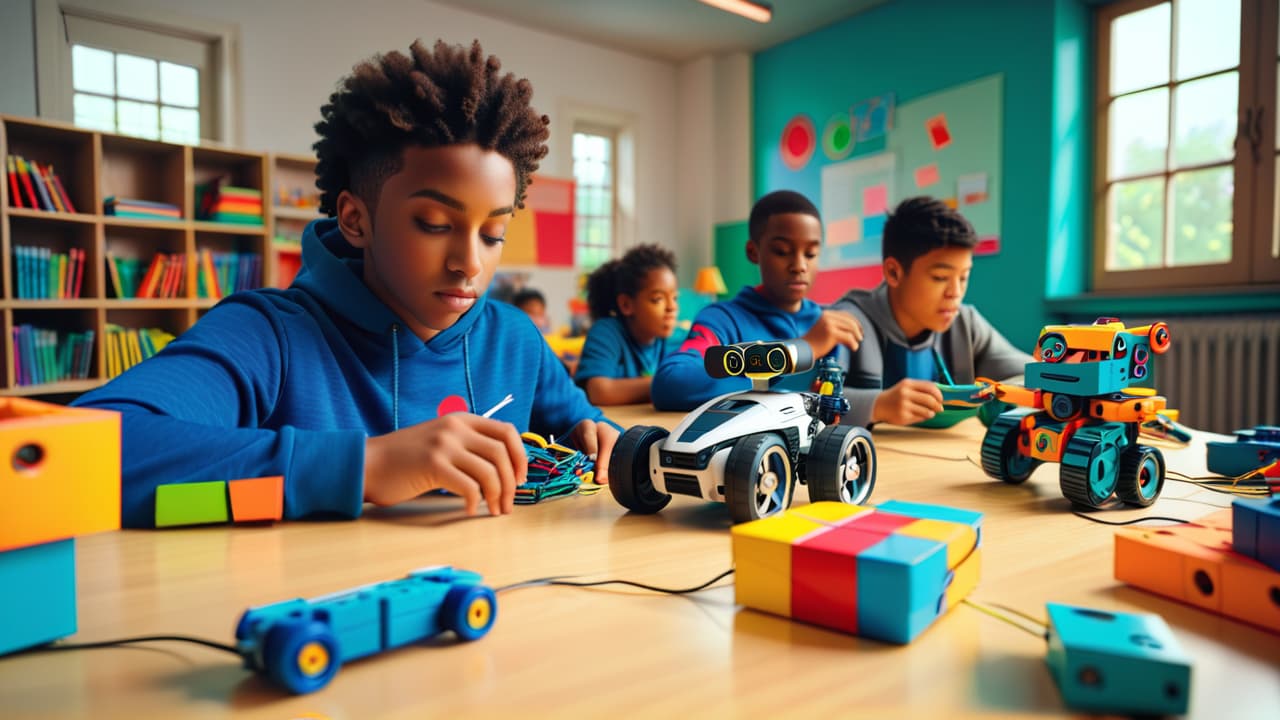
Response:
985,601,1048,628
962,599,1045,639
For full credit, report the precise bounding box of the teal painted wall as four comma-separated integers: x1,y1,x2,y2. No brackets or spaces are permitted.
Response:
754,0,1083,348
713,220,755,296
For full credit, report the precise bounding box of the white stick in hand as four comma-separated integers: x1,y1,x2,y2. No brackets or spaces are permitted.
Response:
482,393,514,418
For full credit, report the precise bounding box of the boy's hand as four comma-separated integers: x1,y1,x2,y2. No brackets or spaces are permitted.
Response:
566,419,619,484
802,310,864,358
872,379,945,426
363,413,526,516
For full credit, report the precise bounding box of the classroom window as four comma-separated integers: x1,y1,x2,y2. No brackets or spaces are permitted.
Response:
1093,0,1280,290
572,127,618,271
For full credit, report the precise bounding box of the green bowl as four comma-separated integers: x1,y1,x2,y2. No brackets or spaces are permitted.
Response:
913,405,981,429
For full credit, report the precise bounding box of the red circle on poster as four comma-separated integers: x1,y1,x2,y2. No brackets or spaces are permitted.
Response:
780,115,816,171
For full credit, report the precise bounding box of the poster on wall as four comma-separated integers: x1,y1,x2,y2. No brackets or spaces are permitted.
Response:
820,152,896,271
501,175,576,267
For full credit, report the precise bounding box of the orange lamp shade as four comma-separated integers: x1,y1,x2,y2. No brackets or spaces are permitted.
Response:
694,266,728,296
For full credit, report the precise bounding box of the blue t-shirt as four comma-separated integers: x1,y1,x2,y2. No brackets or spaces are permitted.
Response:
574,316,670,386
882,343,940,387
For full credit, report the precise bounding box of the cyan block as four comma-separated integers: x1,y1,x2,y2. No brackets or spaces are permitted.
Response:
1231,497,1280,572
0,539,77,655
1045,602,1191,716
155,481,230,527
876,499,984,545
856,533,949,644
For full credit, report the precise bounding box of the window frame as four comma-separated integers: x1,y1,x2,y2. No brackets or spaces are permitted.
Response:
571,121,620,271
1092,0,1280,290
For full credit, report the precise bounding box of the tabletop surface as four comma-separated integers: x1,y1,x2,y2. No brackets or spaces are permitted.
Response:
1,405,1277,719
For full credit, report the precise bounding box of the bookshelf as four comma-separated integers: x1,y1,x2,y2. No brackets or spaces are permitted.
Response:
268,152,321,289
0,114,283,397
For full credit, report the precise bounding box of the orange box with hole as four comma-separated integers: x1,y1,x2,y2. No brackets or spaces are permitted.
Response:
0,398,120,552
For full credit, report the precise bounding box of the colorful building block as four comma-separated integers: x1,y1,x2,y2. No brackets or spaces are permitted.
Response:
155,480,230,527
228,475,285,522
1114,509,1280,633
731,500,982,643
1045,602,1191,716
0,539,77,654
0,398,120,552
1232,497,1280,572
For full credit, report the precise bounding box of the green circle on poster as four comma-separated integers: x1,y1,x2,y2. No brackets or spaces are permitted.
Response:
823,114,853,161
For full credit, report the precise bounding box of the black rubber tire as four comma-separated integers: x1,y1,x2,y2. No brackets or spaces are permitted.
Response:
1059,428,1121,509
1115,444,1166,507
980,412,1040,484
725,432,792,524
608,425,671,514
806,424,876,505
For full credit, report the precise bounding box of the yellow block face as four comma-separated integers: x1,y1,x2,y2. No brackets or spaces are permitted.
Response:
0,399,121,551
789,501,871,525
732,513,829,618
897,518,978,568
945,548,982,609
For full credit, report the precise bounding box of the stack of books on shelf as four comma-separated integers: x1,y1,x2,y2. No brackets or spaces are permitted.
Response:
5,154,77,212
114,252,188,299
11,325,94,386
197,249,261,299
104,196,181,220
104,324,174,379
197,177,263,225
13,245,86,299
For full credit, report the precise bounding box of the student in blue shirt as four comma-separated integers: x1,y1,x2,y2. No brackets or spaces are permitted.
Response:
74,40,617,528
575,244,679,405
651,190,863,411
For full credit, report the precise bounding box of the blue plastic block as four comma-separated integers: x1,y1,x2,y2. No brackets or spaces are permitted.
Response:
875,500,984,545
1026,358,1129,397
0,539,77,655
384,579,448,649
855,533,948,644
1232,497,1280,572
1045,603,1191,716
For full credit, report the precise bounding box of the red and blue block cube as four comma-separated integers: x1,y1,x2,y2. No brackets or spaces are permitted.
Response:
731,500,982,644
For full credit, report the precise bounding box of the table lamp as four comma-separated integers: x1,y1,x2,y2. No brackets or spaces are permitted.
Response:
694,265,728,301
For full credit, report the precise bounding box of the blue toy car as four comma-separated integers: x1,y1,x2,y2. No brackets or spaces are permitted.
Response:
1207,426,1280,477
235,566,497,694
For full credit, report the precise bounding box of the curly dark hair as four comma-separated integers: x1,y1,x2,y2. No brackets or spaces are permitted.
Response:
313,39,551,217
882,196,977,270
585,244,678,321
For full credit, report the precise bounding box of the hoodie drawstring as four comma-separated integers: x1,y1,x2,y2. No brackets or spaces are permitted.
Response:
463,334,476,414
392,324,400,431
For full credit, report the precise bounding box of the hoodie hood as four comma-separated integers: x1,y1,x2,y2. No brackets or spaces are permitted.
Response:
733,285,819,320
292,218,488,352
837,282,933,350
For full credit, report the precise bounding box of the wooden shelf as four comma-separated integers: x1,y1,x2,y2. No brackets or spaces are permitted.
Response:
272,206,320,221
2,113,280,395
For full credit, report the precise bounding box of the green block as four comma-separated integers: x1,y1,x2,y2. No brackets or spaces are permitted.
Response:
155,481,230,527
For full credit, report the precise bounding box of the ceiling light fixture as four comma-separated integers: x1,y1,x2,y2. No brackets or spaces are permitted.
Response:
698,0,773,24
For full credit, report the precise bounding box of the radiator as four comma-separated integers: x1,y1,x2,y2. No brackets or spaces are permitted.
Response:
1154,315,1280,434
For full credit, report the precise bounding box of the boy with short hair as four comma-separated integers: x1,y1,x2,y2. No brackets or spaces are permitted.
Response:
651,190,862,411
75,40,617,528
828,196,1031,427
512,288,552,333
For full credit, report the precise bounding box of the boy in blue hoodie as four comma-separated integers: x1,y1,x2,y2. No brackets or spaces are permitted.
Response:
827,196,1030,427
74,40,617,528
651,190,863,411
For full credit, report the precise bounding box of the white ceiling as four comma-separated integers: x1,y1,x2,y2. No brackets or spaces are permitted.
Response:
430,0,890,63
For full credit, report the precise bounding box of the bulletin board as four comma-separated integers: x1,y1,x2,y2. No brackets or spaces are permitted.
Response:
502,175,576,267
819,74,1004,272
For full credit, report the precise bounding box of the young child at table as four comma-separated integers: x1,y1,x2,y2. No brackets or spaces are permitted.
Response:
575,244,679,405
74,40,617,527
827,196,1031,427
512,287,553,333
651,190,863,411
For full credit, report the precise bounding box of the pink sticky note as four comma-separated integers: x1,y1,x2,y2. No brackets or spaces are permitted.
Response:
926,114,952,149
862,184,888,217
914,163,941,188
827,216,863,246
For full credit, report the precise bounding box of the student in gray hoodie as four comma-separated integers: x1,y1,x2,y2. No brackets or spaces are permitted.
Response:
828,197,1031,427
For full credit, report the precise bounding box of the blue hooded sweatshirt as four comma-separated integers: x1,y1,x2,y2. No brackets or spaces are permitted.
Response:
650,286,823,411
74,218,604,528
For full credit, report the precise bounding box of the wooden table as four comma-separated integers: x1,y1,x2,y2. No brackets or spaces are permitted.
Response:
1,407,1276,719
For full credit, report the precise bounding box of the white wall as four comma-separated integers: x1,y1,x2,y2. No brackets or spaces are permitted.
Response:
0,0,37,116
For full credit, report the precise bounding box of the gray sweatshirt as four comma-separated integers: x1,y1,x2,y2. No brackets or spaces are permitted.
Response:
828,283,1032,427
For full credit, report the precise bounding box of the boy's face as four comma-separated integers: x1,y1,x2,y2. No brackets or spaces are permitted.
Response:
518,299,547,324
618,265,678,344
885,245,973,337
746,212,822,313
337,144,516,341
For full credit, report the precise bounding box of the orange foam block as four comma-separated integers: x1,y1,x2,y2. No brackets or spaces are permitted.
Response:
1114,509,1280,633
228,476,284,522
0,398,120,552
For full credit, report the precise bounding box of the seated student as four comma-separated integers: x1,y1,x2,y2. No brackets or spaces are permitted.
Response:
73,39,617,528
651,190,863,411
512,287,552,333
828,196,1031,427
575,244,679,405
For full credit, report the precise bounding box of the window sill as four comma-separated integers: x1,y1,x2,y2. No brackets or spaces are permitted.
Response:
1045,285,1280,317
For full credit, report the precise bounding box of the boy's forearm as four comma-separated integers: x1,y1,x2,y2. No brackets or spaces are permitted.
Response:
585,375,653,406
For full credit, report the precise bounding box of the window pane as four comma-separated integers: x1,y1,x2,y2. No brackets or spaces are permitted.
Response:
1170,165,1232,266
160,62,199,107
1112,4,1171,95
161,106,200,144
1174,72,1237,167
72,45,114,94
1176,0,1239,80
1108,178,1166,270
117,100,159,139
116,53,158,102
73,93,115,132
1109,88,1169,179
